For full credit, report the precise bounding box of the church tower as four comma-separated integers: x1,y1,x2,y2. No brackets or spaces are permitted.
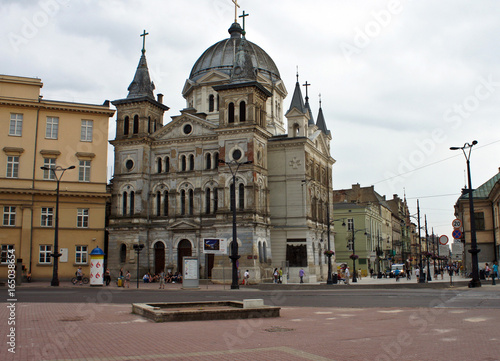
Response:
285,76,310,138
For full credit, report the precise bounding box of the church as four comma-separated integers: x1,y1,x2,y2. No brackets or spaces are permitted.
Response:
107,13,336,284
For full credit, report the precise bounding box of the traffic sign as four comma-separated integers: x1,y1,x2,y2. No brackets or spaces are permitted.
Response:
452,229,462,239
439,235,449,245
452,218,462,229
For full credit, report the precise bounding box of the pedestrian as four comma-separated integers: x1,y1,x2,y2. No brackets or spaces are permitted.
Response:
278,268,283,284
485,263,491,279
273,268,278,283
76,266,83,285
159,270,165,289
415,267,420,282
370,268,374,279
244,270,250,286
493,262,499,279
125,270,131,288
358,268,362,280
299,268,305,283
104,268,111,286
344,266,350,285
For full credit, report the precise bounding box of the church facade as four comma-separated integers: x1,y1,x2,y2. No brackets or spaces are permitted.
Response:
107,20,336,283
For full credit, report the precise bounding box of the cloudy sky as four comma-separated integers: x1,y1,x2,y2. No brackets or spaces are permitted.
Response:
2,0,499,241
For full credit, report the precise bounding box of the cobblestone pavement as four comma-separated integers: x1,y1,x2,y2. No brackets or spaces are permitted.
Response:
2,275,499,361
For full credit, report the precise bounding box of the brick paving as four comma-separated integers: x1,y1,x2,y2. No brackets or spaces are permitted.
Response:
2,275,500,361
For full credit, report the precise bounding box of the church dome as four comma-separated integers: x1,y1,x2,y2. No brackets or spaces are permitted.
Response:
189,23,281,83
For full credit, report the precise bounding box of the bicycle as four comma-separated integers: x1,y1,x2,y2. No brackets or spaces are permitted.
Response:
71,276,89,285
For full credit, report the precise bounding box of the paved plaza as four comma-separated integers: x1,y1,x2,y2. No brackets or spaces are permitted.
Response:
2,275,500,361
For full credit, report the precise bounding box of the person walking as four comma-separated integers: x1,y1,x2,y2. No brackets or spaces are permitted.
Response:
244,270,250,286
159,270,165,289
125,270,131,288
493,261,498,282
344,266,350,285
104,268,111,286
273,268,278,283
76,266,83,285
278,268,283,284
299,268,305,283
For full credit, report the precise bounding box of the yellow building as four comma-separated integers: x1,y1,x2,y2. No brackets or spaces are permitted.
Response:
0,75,114,282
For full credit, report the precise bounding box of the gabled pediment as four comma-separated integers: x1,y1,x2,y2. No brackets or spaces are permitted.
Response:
285,107,309,119
309,130,330,157
169,220,199,230
152,112,217,140
181,79,195,97
198,70,230,84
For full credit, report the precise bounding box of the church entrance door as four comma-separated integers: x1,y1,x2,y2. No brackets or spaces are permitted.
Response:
154,242,165,274
177,239,192,274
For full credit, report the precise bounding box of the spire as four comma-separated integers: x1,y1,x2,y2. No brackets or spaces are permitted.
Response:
316,95,330,134
286,75,306,115
303,81,315,125
127,31,155,100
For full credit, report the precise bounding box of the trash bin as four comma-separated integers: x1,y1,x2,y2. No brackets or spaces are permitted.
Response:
117,277,123,287
332,273,338,284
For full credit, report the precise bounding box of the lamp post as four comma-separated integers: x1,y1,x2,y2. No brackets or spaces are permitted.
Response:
417,200,425,283
40,165,75,287
219,153,252,290
348,218,366,283
450,140,480,287
425,215,432,282
133,243,144,289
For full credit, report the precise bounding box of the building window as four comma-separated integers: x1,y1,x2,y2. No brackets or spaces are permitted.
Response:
43,158,56,180
77,209,89,228
189,189,194,215
6,156,19,178
124,116,129,135
238,183,245,210
181,190,186,215
209,95,215,112
214,152,219,168
347,218,354,231
130,191,135,216
156,191,161,216
206,153,212,170
213,188,218,213
474,212,485,231
39,245,52,264
181,155,187,171
157,158,162,173
46,117,59,139
165,157,170,173
189,154,194,170
75,245,88,264
41,207,54,227
133,115,139,134
122,192,128,215
1,245,14,264
240,101,246,122
79,160,91,182
9,113,23,136
205,188,211,214
81,120,93,142
228,103,235,123
164,191,169,216
3,206,16,226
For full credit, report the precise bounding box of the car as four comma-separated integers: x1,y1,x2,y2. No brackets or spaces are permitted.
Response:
390,264,406,278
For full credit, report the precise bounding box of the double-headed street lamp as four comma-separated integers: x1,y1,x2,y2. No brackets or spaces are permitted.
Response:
40,165,75,287
219,151,252,290
349,226,366,283
450,140,481,288
133,243,145,289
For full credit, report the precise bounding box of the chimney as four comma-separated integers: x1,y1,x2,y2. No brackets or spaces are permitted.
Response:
157,93,163,104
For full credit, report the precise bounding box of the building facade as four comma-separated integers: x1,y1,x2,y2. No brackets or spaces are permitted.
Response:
107,21,335,283
0,75,114,281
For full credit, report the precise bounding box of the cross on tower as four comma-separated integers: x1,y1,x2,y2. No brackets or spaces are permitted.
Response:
232,0,240,23
319,93,322,108
302,81,311,99
239,10,249,35
140,29,149,54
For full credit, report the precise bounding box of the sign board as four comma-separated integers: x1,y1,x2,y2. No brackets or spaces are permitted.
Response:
59,248,68,263
452,219,462,229
452,229,462,240
203,238,227,254
452,242,464,254
439,245,450,256
439,235,449,245
182,257,199,289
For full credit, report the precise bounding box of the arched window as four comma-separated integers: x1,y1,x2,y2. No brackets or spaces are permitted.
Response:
206,153,212,170
133,115,139,134
165,157,170,173
205,188,211,214
157,158,162,173
230,183,235,212
209,95,215,112
164,191,169,216
189,189,194,215
263,241,268,263
181,155,187,171
213,188,218,213
258,241,263,263
148,116,151,133
130,191,135,216
120,244,127,263
293,124,300,137
156,191,161,216
239,101,246,122
228,103,235,123
214,152,219,168
189,154,194,170
238,183,245,210
122,192,128,215
123,116,129,135
217,95,220,111
181,190,186,215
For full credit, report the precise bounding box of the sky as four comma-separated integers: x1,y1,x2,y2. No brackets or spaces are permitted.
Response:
2,0,499,241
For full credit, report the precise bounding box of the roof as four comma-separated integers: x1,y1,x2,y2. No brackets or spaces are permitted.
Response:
127,54,155,100
286,81,306,115
316,106,330,135
460,171,500,200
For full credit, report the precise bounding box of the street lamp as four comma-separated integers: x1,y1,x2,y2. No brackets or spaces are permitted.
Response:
450,140,481,288
40,165,75,286
348,219,366,283
219,153,252,290
133,243,145,289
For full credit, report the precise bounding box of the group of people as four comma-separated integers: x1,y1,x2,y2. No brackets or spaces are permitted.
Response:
143,271,183,286
273,268,284,283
